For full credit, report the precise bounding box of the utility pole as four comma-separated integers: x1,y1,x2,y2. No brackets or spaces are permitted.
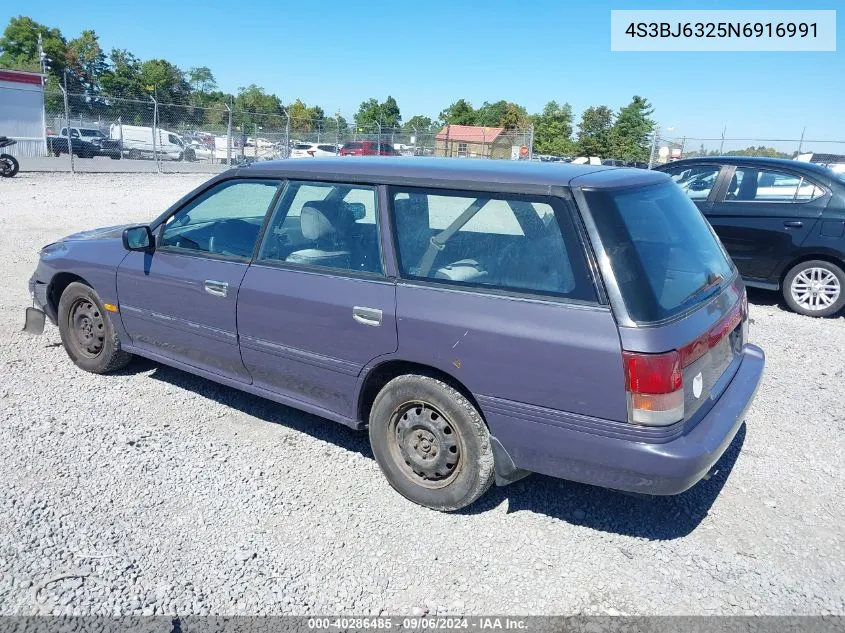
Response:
798,126,806,155
647,126,658,169
719,126,727,154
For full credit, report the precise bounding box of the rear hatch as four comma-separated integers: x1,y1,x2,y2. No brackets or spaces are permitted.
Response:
581,178,747,426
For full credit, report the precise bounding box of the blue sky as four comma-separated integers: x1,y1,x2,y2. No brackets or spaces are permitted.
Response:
5,0,843,150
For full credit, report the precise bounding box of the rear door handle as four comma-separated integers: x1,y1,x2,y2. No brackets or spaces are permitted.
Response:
352,306,382,327
204,280,228,297
784,221,803,228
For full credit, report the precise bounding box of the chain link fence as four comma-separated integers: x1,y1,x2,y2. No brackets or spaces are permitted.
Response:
648,132,845,168
17,90,536,173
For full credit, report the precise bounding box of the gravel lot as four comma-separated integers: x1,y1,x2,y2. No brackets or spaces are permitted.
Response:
0,172,843,617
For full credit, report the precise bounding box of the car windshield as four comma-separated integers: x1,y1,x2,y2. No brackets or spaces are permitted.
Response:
585,181,735,323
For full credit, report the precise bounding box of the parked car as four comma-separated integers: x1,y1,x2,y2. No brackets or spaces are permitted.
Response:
24,159,764,511
290,142,339,158
339,141,401,156
110,124,184,161
655,156,845,317
59,127,122,159
570,156,602,165
46,134,98,158
601,159,626,167
182,137,213,162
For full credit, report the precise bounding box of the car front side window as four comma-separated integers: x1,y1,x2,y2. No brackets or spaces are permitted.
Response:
159,179,280,259
664,164,721,200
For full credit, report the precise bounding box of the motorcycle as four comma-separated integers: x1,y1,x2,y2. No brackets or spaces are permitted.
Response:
0,137,20,178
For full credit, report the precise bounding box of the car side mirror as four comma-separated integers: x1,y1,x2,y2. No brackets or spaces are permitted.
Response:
122,225,155,252
347,202,366,221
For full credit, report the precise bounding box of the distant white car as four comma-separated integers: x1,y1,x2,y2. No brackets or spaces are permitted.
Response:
570,156,602,166
290,142,339,158
182,138,212,162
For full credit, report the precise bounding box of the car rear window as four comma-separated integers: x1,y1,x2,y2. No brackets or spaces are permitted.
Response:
585,182,734,323
344,142,363,150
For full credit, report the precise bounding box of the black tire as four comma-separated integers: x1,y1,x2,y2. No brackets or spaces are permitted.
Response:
57,282,132,374
128,149,141,160
782,259,845,318
369,374,494,511
53,150,61,157
0,154,19,177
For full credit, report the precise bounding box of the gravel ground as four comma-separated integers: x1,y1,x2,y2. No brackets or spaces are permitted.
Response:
0,172,843,617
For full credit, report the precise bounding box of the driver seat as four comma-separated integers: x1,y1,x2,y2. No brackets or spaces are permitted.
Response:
286,200,353,269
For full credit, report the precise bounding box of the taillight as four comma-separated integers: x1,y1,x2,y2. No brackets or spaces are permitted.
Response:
623,351,684,426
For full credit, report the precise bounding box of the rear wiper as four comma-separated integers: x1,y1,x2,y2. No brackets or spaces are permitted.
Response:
679,273,724,308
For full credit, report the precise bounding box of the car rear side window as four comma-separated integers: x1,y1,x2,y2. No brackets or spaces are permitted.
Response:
585,182,735,323
727,167,824,202
391,188,596,301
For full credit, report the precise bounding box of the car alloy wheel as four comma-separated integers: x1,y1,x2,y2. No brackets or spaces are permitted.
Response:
790,267,841,312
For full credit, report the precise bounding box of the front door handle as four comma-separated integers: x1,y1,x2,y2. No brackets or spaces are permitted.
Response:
784,221,803,229
204,280,228,297
353,306,382,327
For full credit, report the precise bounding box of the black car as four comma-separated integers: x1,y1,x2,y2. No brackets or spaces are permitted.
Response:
655,157,845,317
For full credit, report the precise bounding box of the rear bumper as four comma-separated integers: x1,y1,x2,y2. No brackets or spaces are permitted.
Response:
485,344,765,495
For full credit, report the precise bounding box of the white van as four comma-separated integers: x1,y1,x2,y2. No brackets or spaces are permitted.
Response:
109,124,184,161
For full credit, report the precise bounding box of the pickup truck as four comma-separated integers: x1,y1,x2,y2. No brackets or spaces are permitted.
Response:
48,127,122,159
46,135,98,158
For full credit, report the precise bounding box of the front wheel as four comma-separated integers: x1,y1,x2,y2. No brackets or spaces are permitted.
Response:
58,282,132,373
0,154,18,177
783,260,845,317
369,374,494,511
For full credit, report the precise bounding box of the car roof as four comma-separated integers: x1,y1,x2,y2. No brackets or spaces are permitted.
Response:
240,157,669,193
658,156,841,182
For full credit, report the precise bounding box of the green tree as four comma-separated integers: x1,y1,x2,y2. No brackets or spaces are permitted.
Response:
610,95,655,162
531,100,574,156
66,30,107,94
404,115,434,132
475,100,529,128
99,49,145,99
0,16,67,81
577,105,614,157
354,96,401,128
187,66,216,94
439,99,475,125
233,84,284,130
139,59,189,104
380,95,401,127
726,145,789,158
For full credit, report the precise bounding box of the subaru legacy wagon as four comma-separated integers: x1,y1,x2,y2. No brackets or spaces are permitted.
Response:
25,158,765,511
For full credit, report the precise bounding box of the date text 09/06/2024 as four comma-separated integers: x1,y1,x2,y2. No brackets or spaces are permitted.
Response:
625,22,817,39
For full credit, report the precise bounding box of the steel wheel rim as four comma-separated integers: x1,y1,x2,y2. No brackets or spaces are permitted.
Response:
791,267,841,311
68,298,105,358
387,401,463,489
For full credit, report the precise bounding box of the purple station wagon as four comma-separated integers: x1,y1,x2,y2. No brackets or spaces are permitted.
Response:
25,158,764,511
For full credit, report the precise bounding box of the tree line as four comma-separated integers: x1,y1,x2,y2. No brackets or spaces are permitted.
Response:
1,15,656,160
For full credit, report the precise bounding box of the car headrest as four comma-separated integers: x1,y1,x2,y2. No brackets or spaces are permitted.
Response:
300,200,352,240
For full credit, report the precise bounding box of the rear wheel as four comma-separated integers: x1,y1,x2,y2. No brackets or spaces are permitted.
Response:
369,374,494,511
58,282,132,373
783,259,845,317
128,149,141,160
